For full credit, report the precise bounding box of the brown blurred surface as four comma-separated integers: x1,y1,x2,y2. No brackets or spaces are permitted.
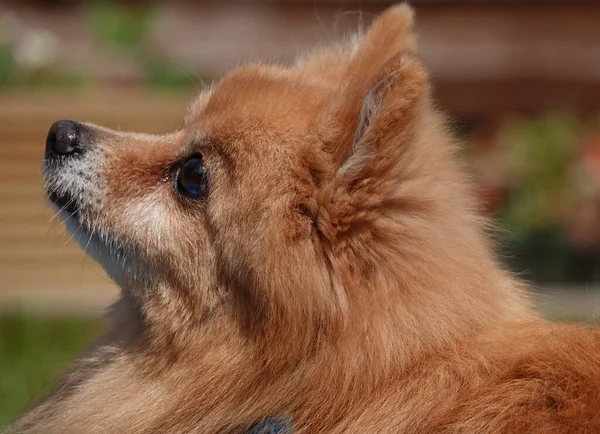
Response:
0,1,599,315
2,2,599,118
0,90,193,312
1,92,599,318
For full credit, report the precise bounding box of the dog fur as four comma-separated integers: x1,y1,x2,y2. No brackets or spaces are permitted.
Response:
8,5,600,433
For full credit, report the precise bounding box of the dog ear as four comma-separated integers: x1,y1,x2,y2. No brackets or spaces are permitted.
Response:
297,5,417,86
312,6,430,242
327,4,423,162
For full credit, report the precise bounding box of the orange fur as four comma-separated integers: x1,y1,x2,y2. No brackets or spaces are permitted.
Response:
7,5,600,433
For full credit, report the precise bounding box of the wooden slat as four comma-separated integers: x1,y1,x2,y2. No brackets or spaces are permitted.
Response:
0,90,192,308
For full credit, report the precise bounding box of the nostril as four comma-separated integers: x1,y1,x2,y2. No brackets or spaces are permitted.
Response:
45,120,83,158
45,129,57,158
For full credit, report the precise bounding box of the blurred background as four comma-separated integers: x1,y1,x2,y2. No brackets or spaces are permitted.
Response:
1,0,599,425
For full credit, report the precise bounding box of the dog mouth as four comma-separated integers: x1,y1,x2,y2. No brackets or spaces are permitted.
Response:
47,188,80,219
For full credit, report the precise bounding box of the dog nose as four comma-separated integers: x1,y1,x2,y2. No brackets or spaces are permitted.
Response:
45,120,83,158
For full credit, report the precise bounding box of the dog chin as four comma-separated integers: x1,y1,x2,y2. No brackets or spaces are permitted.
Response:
58,208,131,288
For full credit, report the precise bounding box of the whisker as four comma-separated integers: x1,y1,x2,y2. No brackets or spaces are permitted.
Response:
59,207,81,249
81,226,96,269
44,181,62,199
49,197,75,223
83,227,96,254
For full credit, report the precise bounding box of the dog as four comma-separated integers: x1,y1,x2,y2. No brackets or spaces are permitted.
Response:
8,5,600,433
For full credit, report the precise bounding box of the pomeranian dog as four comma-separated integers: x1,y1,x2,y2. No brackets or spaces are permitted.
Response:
8,5,600,433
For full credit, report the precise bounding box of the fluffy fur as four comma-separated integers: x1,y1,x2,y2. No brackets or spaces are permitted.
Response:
7,5,600,433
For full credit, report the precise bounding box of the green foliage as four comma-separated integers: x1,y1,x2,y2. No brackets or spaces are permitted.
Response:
498,113,583,234
482,112,600,282
85,1,196,91
142,56,198,90
0,314,103,426
0,46,13,85
0,1,196,91
86,1,155,50
10,69,86,89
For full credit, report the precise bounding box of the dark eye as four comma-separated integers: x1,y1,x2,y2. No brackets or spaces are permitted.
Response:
177,155,208,198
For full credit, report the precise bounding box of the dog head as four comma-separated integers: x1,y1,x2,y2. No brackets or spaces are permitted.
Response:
43,6,506,355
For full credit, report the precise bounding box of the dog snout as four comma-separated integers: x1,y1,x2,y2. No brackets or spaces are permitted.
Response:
45,120,86,159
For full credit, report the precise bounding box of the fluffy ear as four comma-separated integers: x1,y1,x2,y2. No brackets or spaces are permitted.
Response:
297,5,417,86
333,52,428,180
313,5,430,241
328,4,423,163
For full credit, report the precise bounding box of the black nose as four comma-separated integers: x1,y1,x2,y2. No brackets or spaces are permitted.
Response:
45,120,83,158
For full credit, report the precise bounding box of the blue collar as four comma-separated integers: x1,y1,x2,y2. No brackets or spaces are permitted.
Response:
246,417,293,434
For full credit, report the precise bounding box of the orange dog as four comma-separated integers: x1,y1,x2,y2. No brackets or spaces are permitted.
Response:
9,5,600,433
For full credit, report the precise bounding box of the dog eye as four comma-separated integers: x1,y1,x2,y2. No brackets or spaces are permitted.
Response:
177,155,208,198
